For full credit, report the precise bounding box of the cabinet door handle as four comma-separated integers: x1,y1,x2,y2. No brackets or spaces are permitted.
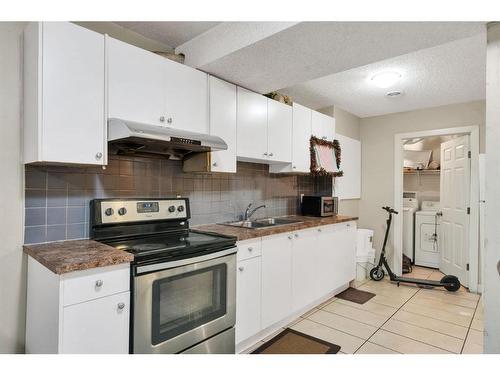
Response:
167,117,173,124
294,233,299,238
263,152,268,156
117,302,125,310
269,152,274,157
248,247,253,252
292,165,297,169
95,152,103,160
317,228,322,232
160,116,165,122
238,266,244,271
95,280,103,288
288,235,293,240
212,162,218,167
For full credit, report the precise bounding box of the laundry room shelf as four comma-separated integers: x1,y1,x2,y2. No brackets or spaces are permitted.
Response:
403,169,440,175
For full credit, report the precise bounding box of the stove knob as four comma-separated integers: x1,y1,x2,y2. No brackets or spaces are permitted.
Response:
105,208,114,216
118,207,127,216
177,205,185,212
168,205,176,213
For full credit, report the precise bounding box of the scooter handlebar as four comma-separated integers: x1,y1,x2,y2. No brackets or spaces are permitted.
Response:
382,206,399,215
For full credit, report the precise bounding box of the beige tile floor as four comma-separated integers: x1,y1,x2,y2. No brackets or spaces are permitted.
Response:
246,266,484,354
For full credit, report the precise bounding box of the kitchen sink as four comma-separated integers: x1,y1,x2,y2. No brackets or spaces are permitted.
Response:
220,217,303,229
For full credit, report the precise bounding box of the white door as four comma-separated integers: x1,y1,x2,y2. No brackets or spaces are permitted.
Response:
267,99,292,163
209,76,237,173
41,22,106,165
108,37,166,126
261,234,292,329
291,228,320,311
291,103,312,172
439,136,470,286
164,59,209,133
235,257,261,343
236,87,268,160
61,292,129,354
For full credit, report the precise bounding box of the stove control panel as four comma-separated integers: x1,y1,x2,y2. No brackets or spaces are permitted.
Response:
98,199,189,224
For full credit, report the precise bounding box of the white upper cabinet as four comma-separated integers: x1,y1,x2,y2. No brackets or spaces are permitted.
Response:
23,22,106,165
237,87,268,160
335,134,361,199
163,58,208,134
108,37,166,126
311,110,335,141
267,99,292,163
209,76,237,173
108,37,208,133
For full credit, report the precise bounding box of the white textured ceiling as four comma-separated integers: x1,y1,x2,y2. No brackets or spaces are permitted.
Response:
197,22,485,94
114,21,220,48
281,34,486,117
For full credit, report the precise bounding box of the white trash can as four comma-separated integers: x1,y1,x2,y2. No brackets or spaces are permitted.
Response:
356,229,376,281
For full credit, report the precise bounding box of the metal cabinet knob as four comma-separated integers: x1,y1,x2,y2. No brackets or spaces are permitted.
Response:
212,162,217,167
248,247,253,252
347,223,351,227
318,228,322,232
292,165,297,169
269,152,274,157
167,117,173,124
263,152,268,156
160,116,165,122
288,235,293,240
294,233,299,238
117,302,125,310
95,152,103,160
238,266,244,271
95,280,103,288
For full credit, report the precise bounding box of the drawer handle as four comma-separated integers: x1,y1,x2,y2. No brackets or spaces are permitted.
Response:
95,280,103,288
294,233,299,238
288,235,293,240
248,247,253,252
117,302,125,310
238,266,244,271
318,228,322,232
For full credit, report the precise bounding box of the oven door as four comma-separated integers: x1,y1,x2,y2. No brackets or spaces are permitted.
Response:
133,247,236,354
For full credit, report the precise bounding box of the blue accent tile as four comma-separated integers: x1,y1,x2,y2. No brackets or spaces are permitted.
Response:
24,226,46,244
67,206,85,224
46,225,66,242
47,207,66,225
47,172,67,189
47,189,67,207
25,208,46,226
25,189,46,208
25,170,46,189
67,223,85,240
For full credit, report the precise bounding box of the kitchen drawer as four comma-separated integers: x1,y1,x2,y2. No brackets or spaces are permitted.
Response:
237,239,262,262
62,264,130,307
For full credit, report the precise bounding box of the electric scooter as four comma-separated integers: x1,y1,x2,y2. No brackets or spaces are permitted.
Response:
370,206,461,292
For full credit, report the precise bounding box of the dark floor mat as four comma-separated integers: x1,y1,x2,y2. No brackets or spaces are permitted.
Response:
335,287,376,304
251,328,341,354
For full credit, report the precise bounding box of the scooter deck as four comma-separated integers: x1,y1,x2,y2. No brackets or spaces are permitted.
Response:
389,276,446,287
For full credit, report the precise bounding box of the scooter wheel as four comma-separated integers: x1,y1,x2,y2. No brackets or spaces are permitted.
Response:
370,267,385,281
441,275,461,292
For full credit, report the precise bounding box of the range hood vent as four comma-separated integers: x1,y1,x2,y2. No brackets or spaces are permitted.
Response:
108,118,227,160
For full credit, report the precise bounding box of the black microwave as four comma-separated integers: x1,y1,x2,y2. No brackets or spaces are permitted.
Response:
301,196,338,217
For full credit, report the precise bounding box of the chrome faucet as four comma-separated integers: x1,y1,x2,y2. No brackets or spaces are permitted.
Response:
244,203,266,221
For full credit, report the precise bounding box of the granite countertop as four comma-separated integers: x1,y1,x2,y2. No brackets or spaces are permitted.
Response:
193,215,358,241
23,240,133,275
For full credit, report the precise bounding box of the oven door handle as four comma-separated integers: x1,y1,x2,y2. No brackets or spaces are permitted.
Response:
135,247,237,275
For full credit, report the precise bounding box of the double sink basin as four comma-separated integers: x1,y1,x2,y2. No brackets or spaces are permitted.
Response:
221,217,303,229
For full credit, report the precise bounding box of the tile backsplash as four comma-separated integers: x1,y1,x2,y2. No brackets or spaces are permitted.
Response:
24,155,332,244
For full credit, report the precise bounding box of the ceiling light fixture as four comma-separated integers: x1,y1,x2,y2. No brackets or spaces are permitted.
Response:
386,91,402,97
370,71,401,88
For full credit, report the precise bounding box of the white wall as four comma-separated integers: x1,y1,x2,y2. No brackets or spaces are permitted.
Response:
359,101,486,256
318,105,360,218
0,22,26,353
485,23,500,354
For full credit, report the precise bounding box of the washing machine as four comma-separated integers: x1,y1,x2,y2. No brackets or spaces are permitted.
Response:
403,193,419,262
415,201,441,268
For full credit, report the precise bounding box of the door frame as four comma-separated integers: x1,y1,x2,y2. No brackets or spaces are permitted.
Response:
393,125,480,292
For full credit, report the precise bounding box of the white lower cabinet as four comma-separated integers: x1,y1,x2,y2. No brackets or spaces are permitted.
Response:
235,221,357,348
236,256,262,343
26,258,130,354
261,233,293,329
61,291,130,354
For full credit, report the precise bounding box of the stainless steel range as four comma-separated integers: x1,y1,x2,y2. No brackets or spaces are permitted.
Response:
89,198,237,354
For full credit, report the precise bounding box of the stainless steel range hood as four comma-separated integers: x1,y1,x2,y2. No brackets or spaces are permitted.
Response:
108,118,227,160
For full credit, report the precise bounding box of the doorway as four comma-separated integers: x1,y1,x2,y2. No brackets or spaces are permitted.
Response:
393,126,480,293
